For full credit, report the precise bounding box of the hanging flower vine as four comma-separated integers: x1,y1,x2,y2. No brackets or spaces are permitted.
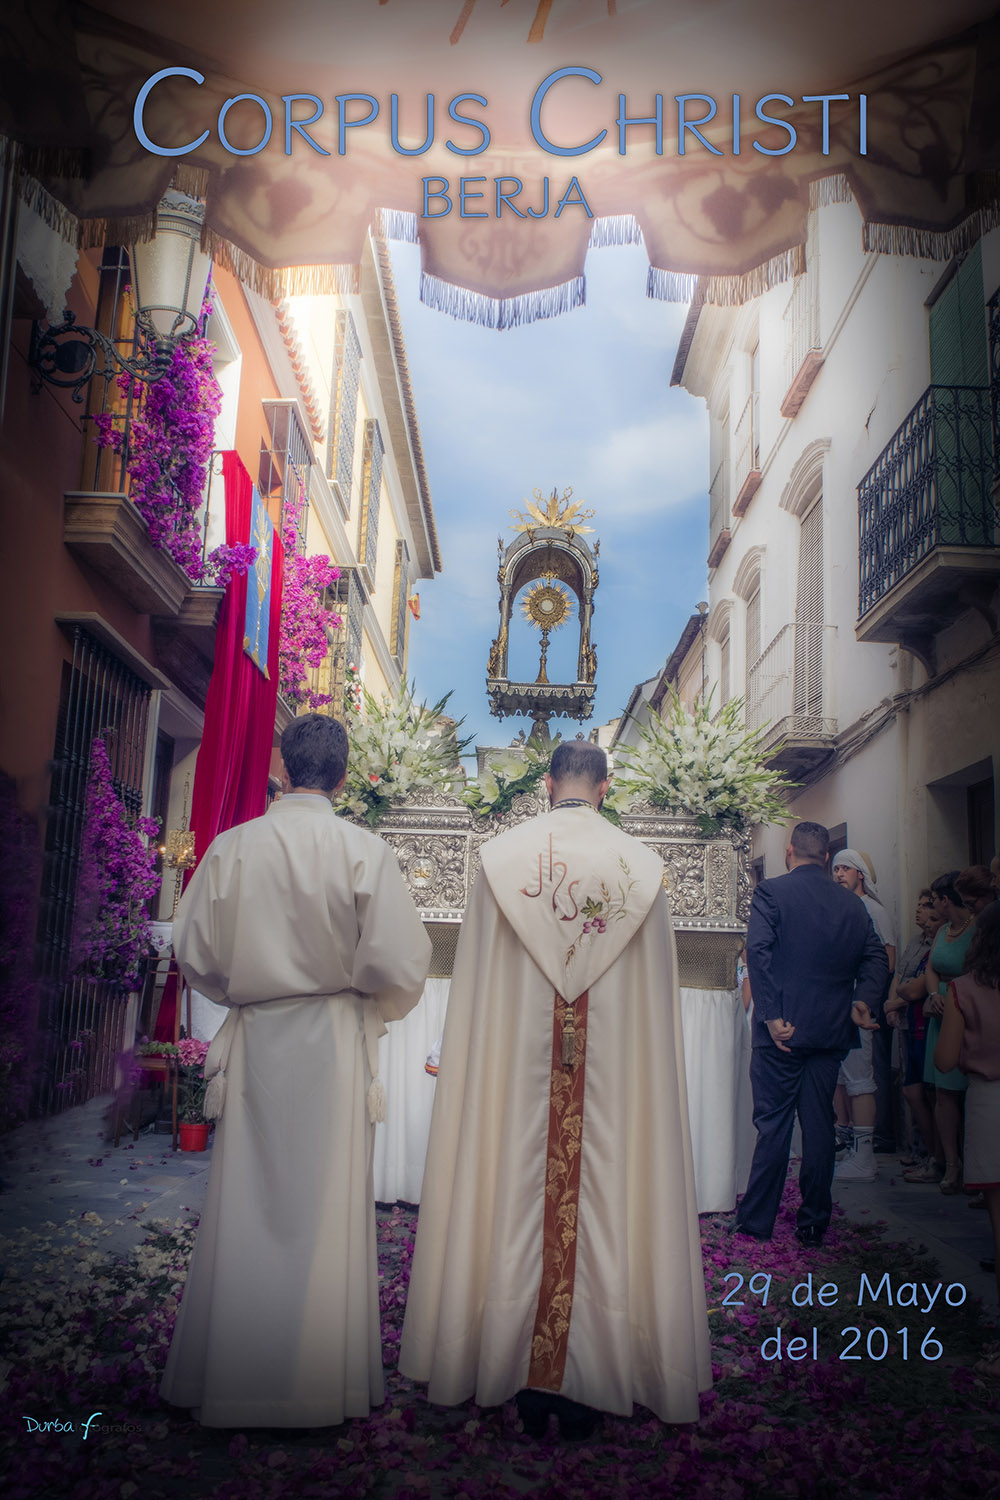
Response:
277,485,342,708
72,740,160,994
92,280,252,586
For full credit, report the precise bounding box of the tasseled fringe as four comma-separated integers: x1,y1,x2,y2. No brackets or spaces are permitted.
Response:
19,143,87,181
203,228,360,298
79,212,158,250
589,214,644,248
810,174,854,208
203,1068,226,1121
16,173,82,247
862,205,1000,260
419,270,585,328
367,1076,387,1124
646,268,698,303
648,245,805,306
171,164,211,200
377,208,420,243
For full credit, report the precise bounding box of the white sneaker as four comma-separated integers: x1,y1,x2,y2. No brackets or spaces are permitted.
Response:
834,1137,877,1181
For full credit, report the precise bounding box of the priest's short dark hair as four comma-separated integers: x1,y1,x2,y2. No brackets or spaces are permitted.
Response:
281,713,349,793
550,741,608,786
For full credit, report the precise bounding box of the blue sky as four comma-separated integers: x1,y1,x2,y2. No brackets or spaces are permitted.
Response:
389,241,710,751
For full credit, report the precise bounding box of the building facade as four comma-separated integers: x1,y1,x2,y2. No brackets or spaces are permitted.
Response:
673,189,1000,919
0,186,439,1114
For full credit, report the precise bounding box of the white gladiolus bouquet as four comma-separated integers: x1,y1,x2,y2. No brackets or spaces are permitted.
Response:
605,690,793,834
335,682,470,826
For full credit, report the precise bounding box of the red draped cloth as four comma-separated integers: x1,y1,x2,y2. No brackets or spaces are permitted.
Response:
154,451,284,1040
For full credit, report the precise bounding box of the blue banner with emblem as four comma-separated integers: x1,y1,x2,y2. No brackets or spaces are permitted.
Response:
243,487,275,677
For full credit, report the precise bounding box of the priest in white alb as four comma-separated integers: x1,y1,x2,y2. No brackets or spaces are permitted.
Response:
160,714,431,1427
399,742,711,1437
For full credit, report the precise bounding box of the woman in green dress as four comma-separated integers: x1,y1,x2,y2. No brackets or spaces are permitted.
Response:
922,871,976,1193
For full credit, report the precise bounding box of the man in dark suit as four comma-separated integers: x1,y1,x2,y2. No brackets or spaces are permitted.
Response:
736,821,889,1248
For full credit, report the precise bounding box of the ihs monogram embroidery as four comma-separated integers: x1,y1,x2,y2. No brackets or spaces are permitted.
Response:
519,837,636,967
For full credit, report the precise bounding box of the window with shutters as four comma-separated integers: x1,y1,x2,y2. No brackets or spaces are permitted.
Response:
794,498,824,723
719,624,731,708
928,243,993,546
391,539,410,665
734,341,762,515
357,419,384,586
745,580,761,683
328,310,362,514
708,402,731,566
261,400,313,551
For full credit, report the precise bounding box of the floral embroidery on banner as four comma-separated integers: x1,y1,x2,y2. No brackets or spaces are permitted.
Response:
527,990,588,1392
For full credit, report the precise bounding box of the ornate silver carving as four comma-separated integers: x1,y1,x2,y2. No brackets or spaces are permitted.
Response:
659,843,707,916
362,797,749,947
382,833,467,912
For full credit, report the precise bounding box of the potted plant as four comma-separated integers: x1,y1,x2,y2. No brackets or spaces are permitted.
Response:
175,1036,212,1151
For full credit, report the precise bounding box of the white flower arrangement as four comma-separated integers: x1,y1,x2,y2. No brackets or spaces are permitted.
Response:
461,732,556,818
334,681,470,826
605,690,793,834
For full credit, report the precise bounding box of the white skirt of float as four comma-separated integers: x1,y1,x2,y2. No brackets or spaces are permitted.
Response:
372,976,753,1214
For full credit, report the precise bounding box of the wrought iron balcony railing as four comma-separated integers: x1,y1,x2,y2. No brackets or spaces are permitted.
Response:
858,384,995,619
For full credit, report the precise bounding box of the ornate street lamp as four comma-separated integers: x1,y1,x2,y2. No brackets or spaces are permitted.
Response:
29,192,212,402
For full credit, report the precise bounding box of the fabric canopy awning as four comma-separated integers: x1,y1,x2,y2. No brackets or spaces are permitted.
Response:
3,0,999,324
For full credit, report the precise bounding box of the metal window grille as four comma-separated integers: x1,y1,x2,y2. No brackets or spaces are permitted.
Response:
358,419,384,582
990,290,1000,486
35,626,152,1115
391,539,410,663
329,310,362,506
261,399,313,552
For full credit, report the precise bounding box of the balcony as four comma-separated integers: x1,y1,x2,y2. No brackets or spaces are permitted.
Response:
857,385,998,672
746,622,838,779
733,392,761,516
64,491,192,616
707,460,731,568
781,273,823,418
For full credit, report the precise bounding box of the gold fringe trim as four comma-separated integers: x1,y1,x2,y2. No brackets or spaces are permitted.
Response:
171,164,211,200
647,245,805,307
203,228,360,298
19,144,87,181
810,174,853,208
862,206,1000,259
78,213,157,250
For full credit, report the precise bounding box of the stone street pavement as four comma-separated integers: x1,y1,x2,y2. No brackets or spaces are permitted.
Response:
1,1096,996,1316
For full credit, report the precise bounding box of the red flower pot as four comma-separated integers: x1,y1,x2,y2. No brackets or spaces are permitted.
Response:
178,1121,211,1152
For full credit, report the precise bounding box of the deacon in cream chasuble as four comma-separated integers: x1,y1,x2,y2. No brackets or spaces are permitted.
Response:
400,802,712,1423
